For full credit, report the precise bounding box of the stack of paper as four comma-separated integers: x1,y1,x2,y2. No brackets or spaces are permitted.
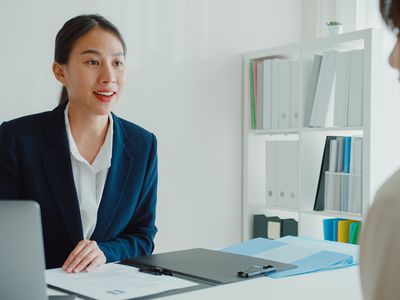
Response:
222,236,358,278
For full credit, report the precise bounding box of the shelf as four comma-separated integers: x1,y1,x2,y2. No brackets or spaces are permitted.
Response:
248,128,299,135
301,126,363,132
300,209,363,221
242,28,400,241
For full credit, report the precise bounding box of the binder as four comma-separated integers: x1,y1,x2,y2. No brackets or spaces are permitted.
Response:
290,60,300,128
278,60,291,129
263,59,273,129
253,215,280,238
309,51,337,127
122,248,296,288
334,51,350,126
249,62,256,129
349,222,361,244
347,49,364,126
314,136,337,211
276,141,298,209
280,218,298,237
265,140,278,206
337,220,355,243
256,61,264,129
304,54,322,126
271,59,280,129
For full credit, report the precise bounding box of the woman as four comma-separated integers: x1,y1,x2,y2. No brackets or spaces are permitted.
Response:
0,14,158,273
360,0,400,299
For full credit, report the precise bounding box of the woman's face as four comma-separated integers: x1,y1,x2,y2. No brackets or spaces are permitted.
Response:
389,34,400,78
54,27,127,116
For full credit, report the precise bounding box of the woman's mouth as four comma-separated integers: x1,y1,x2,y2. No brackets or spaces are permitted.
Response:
93,91,116,102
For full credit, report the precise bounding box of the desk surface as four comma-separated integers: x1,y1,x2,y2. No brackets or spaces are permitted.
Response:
48,266,362,300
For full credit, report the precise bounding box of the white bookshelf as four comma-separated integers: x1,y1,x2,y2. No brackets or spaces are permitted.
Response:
242,29,400,240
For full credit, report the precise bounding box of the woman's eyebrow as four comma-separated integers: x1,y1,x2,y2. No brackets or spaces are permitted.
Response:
80,49,125,57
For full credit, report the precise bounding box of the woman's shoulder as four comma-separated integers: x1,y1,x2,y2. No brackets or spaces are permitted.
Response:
112,114,156,142
1,110,54,135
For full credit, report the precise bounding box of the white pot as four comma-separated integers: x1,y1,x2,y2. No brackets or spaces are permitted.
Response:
328,25,343,35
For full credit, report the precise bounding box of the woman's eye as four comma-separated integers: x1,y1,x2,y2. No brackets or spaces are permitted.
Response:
88,60,99,65
114,61,124,67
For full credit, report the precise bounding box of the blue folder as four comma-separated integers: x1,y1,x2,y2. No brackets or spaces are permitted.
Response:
222,236,358,278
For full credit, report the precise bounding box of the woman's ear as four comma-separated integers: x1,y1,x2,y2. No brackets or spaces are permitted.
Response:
52,62,66,84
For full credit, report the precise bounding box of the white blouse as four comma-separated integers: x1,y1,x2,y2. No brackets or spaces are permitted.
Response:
64,104,113,239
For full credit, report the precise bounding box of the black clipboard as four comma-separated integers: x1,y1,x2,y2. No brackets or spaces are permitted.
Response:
120,248,296,299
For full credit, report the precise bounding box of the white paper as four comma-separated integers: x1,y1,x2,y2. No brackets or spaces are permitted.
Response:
46,263,197,300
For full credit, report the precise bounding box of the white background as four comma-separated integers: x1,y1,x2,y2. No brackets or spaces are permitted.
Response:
0,0,387,252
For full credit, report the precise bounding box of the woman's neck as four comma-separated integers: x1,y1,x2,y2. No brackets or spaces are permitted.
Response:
67,102,109,164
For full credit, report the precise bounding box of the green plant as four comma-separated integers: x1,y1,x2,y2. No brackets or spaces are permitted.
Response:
326,21,342,26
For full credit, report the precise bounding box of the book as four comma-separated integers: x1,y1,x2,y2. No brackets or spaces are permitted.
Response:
314,136,337,211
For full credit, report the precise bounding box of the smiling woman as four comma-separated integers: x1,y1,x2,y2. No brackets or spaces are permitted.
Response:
0,14,158,272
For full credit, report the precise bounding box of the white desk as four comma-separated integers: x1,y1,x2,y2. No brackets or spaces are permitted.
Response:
48,266,362,300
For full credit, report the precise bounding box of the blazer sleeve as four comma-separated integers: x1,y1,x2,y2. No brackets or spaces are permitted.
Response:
98,133,158,262
0,122,22,199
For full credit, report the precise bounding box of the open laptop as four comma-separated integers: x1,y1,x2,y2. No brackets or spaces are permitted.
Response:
0,200,75,300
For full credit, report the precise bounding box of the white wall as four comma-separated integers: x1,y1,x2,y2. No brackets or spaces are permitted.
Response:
0,0,302,252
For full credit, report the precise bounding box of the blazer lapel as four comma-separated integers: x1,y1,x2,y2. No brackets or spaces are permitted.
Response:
91,115,132,241
42,104,83,245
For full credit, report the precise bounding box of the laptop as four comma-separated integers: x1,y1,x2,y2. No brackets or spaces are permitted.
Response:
0,200,75,300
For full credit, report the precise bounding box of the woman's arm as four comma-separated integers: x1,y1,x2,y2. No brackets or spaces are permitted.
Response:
98,133,158,261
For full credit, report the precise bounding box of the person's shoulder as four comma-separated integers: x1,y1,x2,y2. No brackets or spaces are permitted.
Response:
1,110,54,135
369,169,400,216
113,114,156,142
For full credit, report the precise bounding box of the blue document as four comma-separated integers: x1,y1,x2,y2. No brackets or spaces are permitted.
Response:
222,236,358,278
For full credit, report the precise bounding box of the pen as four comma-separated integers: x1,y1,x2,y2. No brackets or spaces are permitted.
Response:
244,266,276,278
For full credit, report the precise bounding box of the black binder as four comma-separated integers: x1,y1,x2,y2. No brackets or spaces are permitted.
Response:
121,248,296,299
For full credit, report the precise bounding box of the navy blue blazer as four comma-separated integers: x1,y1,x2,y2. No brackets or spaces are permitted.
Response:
0,103,158,269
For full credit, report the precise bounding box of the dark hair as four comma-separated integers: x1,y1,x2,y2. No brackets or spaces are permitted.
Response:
54,14,127,105
380,0,400,30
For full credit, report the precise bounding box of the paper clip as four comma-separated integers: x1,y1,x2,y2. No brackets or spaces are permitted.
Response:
138,265,173,276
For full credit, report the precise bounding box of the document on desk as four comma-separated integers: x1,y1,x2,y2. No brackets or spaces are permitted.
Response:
45,263,197,300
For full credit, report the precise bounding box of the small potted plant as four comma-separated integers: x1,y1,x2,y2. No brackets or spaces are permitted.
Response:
326,21,343,35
